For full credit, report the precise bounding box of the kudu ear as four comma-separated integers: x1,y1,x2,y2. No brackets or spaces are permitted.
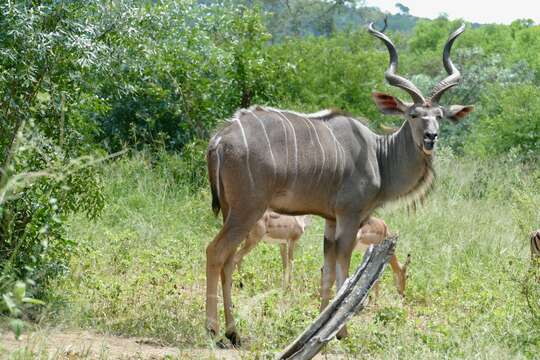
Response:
444,105,474,123
372,92,409,115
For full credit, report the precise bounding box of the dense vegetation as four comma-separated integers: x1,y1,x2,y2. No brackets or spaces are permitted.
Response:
1,0,540,357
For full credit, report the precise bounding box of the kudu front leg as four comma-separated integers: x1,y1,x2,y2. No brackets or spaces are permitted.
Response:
320,220,337,312
334,215,363,339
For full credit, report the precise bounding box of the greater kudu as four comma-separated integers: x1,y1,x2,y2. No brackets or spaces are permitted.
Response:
205,23,473,345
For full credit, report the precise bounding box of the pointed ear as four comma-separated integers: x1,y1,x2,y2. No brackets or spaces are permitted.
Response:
372,92,409,115
444,105,474,123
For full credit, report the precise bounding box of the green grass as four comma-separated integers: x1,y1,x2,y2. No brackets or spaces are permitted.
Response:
42,149,540,358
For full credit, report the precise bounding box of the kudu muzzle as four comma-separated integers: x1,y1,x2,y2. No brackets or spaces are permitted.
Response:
423,132,438,151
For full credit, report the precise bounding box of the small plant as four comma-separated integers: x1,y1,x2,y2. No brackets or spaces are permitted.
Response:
1,281,44,339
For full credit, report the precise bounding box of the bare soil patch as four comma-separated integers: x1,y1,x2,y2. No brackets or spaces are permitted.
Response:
0,329,245,359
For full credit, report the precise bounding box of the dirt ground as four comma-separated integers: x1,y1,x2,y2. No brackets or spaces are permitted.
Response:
0,329,243,359
0,328,342,359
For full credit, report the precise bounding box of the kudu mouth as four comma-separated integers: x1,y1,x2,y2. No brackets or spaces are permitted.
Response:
422,133,438,155
368,22,466,107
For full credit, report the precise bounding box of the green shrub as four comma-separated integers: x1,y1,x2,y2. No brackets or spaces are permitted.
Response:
0,1,108,311
93,2,279,151
466,85,540,159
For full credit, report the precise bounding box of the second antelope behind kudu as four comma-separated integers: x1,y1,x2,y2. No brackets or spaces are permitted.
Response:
206,24,473,345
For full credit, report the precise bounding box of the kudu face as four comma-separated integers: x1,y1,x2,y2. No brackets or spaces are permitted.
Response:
369,23,474,155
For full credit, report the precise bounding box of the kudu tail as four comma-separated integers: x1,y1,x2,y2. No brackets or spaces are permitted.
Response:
207,139,223,217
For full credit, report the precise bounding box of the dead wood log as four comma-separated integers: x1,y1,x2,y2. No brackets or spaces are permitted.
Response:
276,235,398,360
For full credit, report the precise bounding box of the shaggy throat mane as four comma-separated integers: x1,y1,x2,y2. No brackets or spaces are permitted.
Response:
400,157,435,212
376,128,436,211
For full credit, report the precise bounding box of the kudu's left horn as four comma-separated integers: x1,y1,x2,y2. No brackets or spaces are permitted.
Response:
430,24,466,104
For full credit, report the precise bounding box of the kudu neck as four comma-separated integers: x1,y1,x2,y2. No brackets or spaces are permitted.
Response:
376,121,433,202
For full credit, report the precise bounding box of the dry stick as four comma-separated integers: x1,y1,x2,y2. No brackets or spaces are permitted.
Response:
276,235,398,360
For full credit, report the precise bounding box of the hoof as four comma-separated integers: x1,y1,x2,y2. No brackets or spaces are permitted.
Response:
215,339,228,349
206,326,218,338
225,330,242,347
336,327,348,340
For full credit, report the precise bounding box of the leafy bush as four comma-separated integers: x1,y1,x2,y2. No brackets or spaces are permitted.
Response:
466,85,540,159
0,1,107,309
266,30,386,121
93,2,278,151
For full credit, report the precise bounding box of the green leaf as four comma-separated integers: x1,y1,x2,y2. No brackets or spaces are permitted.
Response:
22,297,45,306
35,92,51,103
13,281,26,302
2,294,17,315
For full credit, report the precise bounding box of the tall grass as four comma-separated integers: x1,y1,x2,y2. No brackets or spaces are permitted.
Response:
45,149,540,358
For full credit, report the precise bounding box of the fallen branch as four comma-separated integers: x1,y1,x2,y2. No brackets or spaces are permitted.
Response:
276,235,398,360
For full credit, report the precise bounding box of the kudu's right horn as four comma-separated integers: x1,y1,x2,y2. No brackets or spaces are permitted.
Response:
430,24,466,104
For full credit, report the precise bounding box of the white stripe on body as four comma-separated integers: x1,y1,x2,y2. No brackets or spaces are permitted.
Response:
321,122,345,184
300,116,327,186
271,109,299,187
233,117,255,188
248,110,277,185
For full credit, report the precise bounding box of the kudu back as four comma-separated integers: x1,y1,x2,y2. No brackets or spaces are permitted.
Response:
205,24,473,345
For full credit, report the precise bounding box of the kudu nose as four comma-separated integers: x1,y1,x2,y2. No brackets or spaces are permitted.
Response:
424,132,438,141
423,132,437,152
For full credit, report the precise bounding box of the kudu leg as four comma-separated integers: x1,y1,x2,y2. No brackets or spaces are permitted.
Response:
320,220,337,312
334,215,363,339
223,215,267,346
221,255,240,345
206,211,263,343
233,224,264,271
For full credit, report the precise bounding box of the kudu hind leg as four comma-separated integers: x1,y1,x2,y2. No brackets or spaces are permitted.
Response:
222,211,267,346
221,255,241,345
205,210,263,340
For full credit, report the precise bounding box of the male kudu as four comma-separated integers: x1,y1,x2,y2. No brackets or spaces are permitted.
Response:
205,23,473,345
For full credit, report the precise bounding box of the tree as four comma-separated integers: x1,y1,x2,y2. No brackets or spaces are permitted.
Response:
395,2,409,15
